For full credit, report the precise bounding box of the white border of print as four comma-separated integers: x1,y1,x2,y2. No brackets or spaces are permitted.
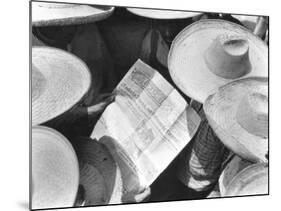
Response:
0,0,278,211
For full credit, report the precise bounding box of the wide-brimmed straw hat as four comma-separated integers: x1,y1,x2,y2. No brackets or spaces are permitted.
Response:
32,46,91,126
219,155,252,195
32,1,115,26
220,156,268,196
127,7,202,19
32,126,79,209
204,77,268,163
168,19,268,103
73,137,123,205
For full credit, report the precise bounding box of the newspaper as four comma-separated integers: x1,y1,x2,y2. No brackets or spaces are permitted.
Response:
91,59,201,195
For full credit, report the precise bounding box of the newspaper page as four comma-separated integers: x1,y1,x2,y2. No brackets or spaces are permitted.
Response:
91,59,201,195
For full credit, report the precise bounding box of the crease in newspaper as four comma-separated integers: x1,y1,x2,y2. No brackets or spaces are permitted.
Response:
91,59,201,196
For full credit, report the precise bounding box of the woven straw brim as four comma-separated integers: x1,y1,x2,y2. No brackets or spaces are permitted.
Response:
219,156,253,196
168,19,268,103
32,126,79,210
127,8,201,19
73,137,123,205
203,77,268,163
224,162,268,196
32,46,91,126
32,2,115,26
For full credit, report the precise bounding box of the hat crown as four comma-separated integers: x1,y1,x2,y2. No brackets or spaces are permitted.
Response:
32,64,46,102
236,90,268,138
204,34,251,79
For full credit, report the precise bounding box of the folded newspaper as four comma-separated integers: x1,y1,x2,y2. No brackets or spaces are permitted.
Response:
91,59,201,195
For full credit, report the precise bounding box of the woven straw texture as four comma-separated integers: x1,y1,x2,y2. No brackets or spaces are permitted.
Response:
219,155,253,195
224,162,268,196
168,19,268,103
32,2,114,26
73,137,123,205
204,77,268,163
32,46,91,126
32,126,79,210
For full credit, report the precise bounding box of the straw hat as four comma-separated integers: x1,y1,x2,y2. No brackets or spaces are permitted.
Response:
32,126,79,209
168,19,268,103
73,137,123,205
220,156,268,196
127,8,202,19
219,155,253,195
32,1,115,26
32,46,91,126
204,77,268,163
231,14,259,31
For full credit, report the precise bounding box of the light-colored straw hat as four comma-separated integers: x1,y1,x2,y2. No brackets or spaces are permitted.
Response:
127,7,202,19
32,126,79,209
220,156,268,197
204,77,268,163
32,46,91,126
32,1,115,26
219,155,253,195
73,137,123,205
168,19,268,103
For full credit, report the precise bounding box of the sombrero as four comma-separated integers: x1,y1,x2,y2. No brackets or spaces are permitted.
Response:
32,1,115,26
32,46,91,126
220,156,268,196
219,155,253,195
127,7,202,19
168,19,268,103
31,126,79,209
203,77,268,163
73,137,123,205
231,14,259,31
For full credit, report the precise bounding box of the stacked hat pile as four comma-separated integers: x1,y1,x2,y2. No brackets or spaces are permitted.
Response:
31,46,126,209
31,2,269,209
31,2,126,210
168,19,268,197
